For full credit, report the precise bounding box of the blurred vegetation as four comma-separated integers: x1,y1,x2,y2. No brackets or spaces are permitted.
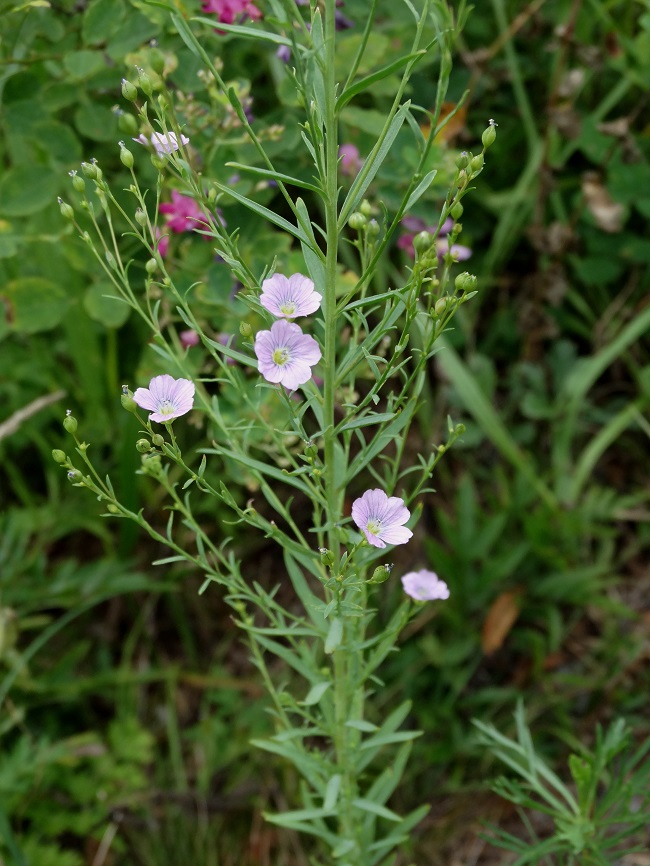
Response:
0,0,648,863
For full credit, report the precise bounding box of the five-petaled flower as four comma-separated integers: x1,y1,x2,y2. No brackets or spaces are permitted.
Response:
254,320,321,390
351,489,413,549
134,132,190,156
201,0,262,24
401,569,450,601
160,191,207,233
260,273,322,319
133,375,195,423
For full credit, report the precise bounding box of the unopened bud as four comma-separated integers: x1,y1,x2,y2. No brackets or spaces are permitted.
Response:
359,199,372,217
455,151,469,170
434,297,448,317
366,219,380,238
152,433,164,447
455,272,478,294
58,198,74,220
145,258,158,275
67,469,83,482
119,142,134,169
455,423,466,435
63,411,77,434
81,160,99,180
304,440,318,459
120,386,138,413
141,452,162,475
368,563,393,585
69,170,86,194
137,67,153,97
117,112,139,136
52,449,67,464
106,503,120,514
413,231,433,254
121,78,138,101
157,93,169,112
482,119,497,149
136,438,152,453
469,153,484,173
135,208,148,226
450,202,463,220
105,251,117,270
348,212,366,230
151,154,166,171
319,548,335,567
239,321,252,337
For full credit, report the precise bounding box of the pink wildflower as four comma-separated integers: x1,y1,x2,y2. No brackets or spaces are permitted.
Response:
179,329,200,349
154,226,169,258
160,191,206,234
339,144,364,177
259,273,322,319
254,319,321,390
133,374,195,423
201,0,262,24
401,569,450,601
351,489,413,549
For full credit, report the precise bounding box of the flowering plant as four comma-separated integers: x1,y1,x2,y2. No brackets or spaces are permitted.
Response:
55,1,495,860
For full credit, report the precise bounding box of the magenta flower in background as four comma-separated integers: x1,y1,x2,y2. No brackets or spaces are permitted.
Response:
254,319,321,390
351,489,413,549
133,375,195,423
154,226,169,258
339,144,364,177
397,215,472,260
179,329,200,349
202,0,261,24
260,273,322,319
401,569,450,601
160,191,207,233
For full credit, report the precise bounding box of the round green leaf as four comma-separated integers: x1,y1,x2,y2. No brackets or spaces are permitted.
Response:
4,277,70,334
63,50,107,81
83,282,131,328
82,0,126,45
74,103,118,142
0,166,60,217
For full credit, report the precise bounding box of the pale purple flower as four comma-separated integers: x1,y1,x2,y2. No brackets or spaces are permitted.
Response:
398,215,471,261
339,144,364,177
133,374,195,423
254,319,321,390
351,489,413,549
179,329,200,349
435,238,472,261
260,273,322,319
276,44,291,63
134,132,190,155
401,569,450,601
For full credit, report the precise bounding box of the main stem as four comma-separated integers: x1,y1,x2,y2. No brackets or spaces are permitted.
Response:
322,3,364,861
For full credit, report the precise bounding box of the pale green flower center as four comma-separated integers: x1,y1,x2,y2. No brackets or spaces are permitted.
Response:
157,399,176,416
366,518,382,535
272,346,291,366
279,300,297,316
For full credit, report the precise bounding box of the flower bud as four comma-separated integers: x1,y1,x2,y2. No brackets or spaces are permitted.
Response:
121,78,138,101
319,548,335,567
141,453,162,476
455,422,466,435
152,433,164,447
482,119,497,149
120,386,138,413
348,212,366,230
63,411,78,434
239,321,252,337
455,272,478,293
434,297,448,317
58,198,74,220
359,199,372,216
304,440,318,459
151,154,166,171
469,153,484,173
52,449,67,464
413,231,433,254
157,93,169,112
106,503,120,514
135,208,148,226
81,160,100,180
136,438,152,453
368,563,393,585
137,68,153,97
69,170,86,194
455,151,469,170
366,219,380,238
450,202,463,220
145,258,158,275
105,251,117,270
119,142,134,169
117,112,139,136
67,469,82,482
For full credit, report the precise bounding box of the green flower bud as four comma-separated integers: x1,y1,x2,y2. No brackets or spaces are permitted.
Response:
119,141,134,169
58,198,74,220
359,199,372,216
437,443,446,454
450,202,463,220
137,67,153,97
455,423,466,435
105,251,117,270
121,78,138,101
120,386,138,413
239,321,252,337
52,449,67,464
63,411,78,434
469,153,484,173
145,258,158,275
67,469,83,482
135,208,148,226
117,112,139,136
455,151,469,170
348,212,367,230
366,219,380,238
136,438,152,453
368,563,393,585
482,119,497,149
158,93,169,112
304,440,318,459
81,160,100,180
455,272,478,294
69,170,86,194
152,433,164,447
434,297,448,317
413,230,433,254
141,453,162,476
319,548,335,567
151,154,166,172
106,503,120,514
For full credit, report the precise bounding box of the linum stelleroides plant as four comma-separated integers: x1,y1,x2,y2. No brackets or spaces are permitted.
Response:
54,1,496,861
